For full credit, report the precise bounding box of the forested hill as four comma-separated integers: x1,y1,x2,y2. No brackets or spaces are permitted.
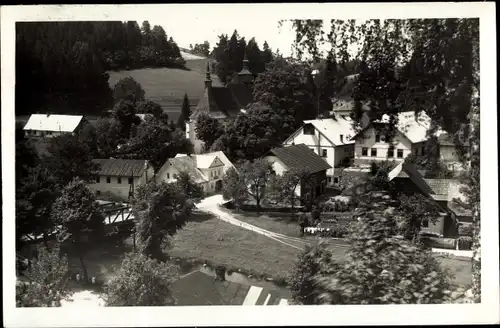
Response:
16,21,185,116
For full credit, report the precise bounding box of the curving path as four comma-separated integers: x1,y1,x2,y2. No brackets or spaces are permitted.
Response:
196,195,347,251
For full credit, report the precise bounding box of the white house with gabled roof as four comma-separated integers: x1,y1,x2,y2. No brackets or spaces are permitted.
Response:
155,151,235,193
23,114,85,138
282,117,356,186
350,111,443,165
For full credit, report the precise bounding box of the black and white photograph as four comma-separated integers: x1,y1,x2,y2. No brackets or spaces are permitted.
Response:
2,3,498,327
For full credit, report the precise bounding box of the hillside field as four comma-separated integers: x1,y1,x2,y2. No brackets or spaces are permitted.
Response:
108,55,221,123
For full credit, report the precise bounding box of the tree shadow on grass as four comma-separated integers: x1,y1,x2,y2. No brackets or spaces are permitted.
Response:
188,211,216,223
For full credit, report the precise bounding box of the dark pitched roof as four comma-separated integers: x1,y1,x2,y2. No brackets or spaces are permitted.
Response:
170,270,289,306
171,271,250,305
269,144,332,174
193,83,253,120
168,156,207,183
424,179,451,196
93,159,148,177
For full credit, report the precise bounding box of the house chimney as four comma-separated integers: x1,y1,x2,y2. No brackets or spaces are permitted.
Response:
214,265,226,281
204,61,212,89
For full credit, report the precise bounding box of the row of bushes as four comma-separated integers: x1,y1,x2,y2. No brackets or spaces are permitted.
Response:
321,200,350,212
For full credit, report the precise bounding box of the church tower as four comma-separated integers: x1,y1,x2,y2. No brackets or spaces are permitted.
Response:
237,53,254,85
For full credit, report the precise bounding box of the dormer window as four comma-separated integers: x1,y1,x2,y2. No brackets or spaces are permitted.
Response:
340,134,344,143
303,124,315,135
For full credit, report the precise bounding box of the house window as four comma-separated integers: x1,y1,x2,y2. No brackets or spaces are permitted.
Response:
387,147,394,158
128,177,133,184
96,190,101,196
362,147,368,156
167,173,170,179
334,177,339,184
375,134,381,142
117,177,122,184
421,146,425,155
371,148,377,157
422,219,429,228
397,149,404,158
322,149,327,157
106,177,111,184
340,134,344,143
303,124,315,135
327,177,332,183
96,176,100,183
380,135,386,142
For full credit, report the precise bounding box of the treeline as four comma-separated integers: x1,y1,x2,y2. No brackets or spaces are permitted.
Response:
213,30,274,85
16,21,184,116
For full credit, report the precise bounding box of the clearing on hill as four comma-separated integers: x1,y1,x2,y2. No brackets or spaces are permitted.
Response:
108,53,221,123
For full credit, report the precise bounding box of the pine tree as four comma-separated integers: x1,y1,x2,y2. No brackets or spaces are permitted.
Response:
178,93,191,130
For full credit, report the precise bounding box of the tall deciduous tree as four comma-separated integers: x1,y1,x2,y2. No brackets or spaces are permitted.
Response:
395,194,442,242
121,116,174,173
194,113,224,151
16,246,70,307
43,134,101,187
112,100,142,139
221,166,247,210
16,164,60,249
240,159,274,214
268,168,306,215
253,58,316,140
133,181,193,261
104,252,178,306
137,100,164,118
113,76,145,105
51,179,105,282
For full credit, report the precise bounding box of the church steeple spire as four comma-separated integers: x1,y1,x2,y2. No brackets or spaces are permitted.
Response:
237,52,253,85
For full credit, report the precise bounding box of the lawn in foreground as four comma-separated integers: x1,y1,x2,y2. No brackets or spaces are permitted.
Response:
169,212,302,281
210,211,472,288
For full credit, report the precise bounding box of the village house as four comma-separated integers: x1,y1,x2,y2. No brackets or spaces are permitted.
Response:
89,158,154,202
351,111,437,166
283,117,356,186
437,132,471,172
23,114,85,138
329,74,371,128
264,143,332,202
186,57,254,153
155,151,235,194
388,161,472,238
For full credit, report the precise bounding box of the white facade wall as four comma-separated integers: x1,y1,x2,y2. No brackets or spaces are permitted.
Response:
187,120,205,154
354,127,413,162
264,156,301,197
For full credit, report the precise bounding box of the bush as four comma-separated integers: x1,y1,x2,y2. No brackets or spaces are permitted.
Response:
104,252,178,306
312,213,458,304
457,236,473,250
458,224,473,237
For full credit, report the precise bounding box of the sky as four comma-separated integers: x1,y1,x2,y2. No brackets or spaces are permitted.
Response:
148,16,300,57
